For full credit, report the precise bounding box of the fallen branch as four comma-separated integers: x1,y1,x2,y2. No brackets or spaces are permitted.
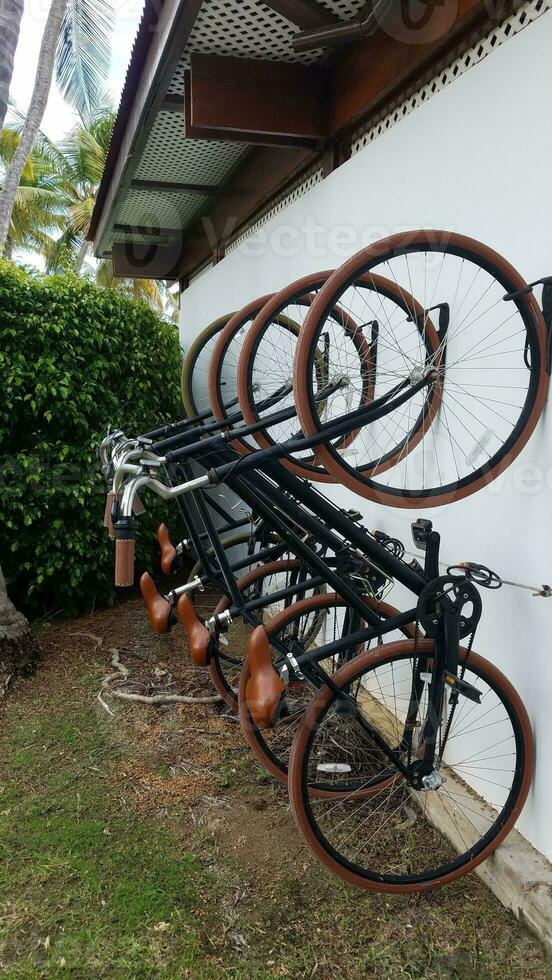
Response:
92,641,222,710
110,690,221,705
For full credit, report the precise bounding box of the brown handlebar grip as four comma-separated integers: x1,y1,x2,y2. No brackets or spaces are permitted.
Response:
115,538,135,587
157,523,176,576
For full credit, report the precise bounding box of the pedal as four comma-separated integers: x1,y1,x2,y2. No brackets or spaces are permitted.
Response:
444,671,482,703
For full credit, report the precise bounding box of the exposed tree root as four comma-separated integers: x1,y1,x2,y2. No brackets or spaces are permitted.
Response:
109,690,222,706
77,635,223,712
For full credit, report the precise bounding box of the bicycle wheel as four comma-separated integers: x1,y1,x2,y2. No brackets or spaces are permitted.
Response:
181,314,235,417
210,559,325,709
236,271,441,482
293,231,549,507
239,592,416,788
288,638,533,892
208,288,333,474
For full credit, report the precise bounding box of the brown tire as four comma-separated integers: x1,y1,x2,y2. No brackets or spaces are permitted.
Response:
238,592,416,791
288,638,534,892
234,270,440,481
293,230,549,507
181,313,235,417
207,293,274,448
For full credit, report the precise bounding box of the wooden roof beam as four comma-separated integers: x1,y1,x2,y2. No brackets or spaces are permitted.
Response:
331,0,495,133
112,240,184,279
113,223,182,237
262,0,339,30
186,54,331,147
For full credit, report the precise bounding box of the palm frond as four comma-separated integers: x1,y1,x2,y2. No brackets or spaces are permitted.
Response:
44,229,84,273
59,124,107,187
88,105,115,153
55,0,114,125
68,195,95,235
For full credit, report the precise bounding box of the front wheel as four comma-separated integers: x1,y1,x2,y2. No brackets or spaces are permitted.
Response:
293,231,549,508
288,638,533,892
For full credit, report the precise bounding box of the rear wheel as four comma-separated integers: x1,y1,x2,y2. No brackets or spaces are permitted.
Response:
238,593,416,787
236,270,441,481
288,638,533,891
186,531,284,622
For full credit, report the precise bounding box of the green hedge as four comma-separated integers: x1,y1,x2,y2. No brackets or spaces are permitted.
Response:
0,261,183,618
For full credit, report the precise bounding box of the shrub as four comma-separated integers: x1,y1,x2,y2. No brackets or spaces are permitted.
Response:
0,261,182,618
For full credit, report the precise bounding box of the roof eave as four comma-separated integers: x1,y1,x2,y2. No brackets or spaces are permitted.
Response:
89,0,205,251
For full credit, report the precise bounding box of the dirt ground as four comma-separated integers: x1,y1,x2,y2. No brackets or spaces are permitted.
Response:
0,598,550,978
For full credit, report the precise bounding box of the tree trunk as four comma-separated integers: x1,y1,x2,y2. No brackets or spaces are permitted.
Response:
75,237,89,272
0,0,25,131
0,564,41,682
0,0,68,252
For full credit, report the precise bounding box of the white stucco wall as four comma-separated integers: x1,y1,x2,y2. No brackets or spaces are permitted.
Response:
180,10,552,860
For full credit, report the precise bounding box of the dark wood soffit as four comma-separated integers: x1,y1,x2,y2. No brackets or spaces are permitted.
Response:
113,0,514,279
262,0,339,30
188,53,331,143
183,69,323,148
112,241,184,279
172,0,500,280
332,0,509,133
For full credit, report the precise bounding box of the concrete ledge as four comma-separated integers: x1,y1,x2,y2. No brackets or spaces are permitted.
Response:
359,688,552,952
475,827,552,954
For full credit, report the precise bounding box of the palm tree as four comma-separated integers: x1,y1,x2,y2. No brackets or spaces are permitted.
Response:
0,0,25,131
0,0,113,252
37,106,115,272
1,113,179,320
0,126,67,258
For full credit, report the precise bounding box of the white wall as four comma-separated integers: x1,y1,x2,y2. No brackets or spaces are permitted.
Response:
180,11,552,860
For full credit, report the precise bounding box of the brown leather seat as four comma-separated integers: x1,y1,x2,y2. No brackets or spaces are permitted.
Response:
245,626,285,729
157,523,176,576
176,594,211,666
140,572,173,634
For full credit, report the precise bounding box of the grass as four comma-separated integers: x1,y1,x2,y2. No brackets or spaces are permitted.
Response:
0,705,207,977
0,600,550,978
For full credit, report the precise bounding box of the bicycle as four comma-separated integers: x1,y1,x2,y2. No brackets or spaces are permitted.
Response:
99,229,551,892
